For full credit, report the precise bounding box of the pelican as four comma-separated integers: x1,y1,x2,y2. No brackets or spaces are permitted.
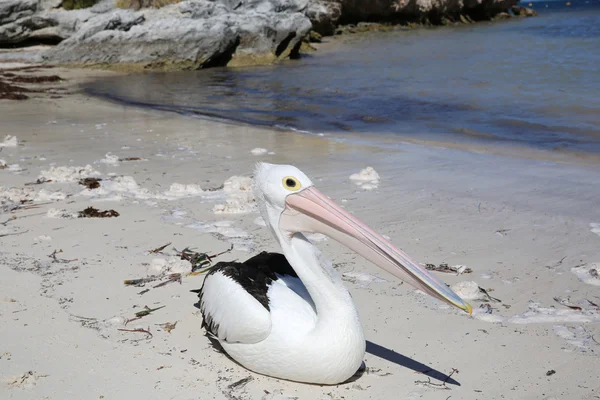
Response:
195,163,471,384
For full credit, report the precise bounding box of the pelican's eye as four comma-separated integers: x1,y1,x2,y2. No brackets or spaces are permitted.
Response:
283,176,301,191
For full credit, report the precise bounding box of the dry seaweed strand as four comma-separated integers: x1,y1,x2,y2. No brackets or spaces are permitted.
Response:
425,263,472,274
177,244,234,273
153,273,182,288
78,177,102,189
78,207,119,218
118,327,153,339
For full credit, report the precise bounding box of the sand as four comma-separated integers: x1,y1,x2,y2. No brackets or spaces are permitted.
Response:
1,67,600,400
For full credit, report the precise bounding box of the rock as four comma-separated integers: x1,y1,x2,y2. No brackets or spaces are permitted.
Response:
40,2,312,70
306,0,342,35
0,0,38,26
493,11,511,19
511,5,537,17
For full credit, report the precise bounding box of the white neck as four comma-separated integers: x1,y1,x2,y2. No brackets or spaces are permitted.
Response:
279,233,359,325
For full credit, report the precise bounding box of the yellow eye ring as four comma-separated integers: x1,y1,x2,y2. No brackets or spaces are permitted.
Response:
282,176,301,191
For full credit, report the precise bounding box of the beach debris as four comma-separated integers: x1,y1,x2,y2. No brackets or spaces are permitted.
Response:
450,281,501,302
137,289,150,295
213,175,255,214
129,305,165,321
48,249,78,263
7,371,48,388
544,256,566,270
79,177,102,189
117,327,153,339
158,321,177,333
228,376,254,390
78,206,120,218
0,135,19,147
38,165,100,183
0,230,28,238
571,263,600,286
24,177,53,186
176,244,234,273
425,263,472,275
414,368,458,390
148,242,171,254
495,229,511,237
124,276,162,286
479,303,493,314
553,296,582,311
250,148,268,155
350,167,380,190
119,157,142,162
153,273,182,288
546,370,556,376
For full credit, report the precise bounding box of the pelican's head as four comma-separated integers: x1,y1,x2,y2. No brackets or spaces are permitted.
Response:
253,162,472,314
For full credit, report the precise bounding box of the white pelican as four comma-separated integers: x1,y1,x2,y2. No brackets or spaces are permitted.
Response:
195,163,471,384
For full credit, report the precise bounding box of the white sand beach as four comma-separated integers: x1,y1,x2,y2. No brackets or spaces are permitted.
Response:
1,67,600,400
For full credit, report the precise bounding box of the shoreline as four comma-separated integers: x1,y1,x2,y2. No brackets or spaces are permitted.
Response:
2,66,600,399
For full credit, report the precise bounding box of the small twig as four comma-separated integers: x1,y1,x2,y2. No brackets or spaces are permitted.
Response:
414,368,458,390
153,273,182,288
0,230,28,238
118,327,153,339
70,314,97,321
148,242,171,254
227,376,253,390
124,275,162,286
47,249,77,263
0,216,17,226
479,287,501,303
24,178,52,186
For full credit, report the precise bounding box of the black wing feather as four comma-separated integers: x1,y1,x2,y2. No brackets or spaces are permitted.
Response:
194,252,297,336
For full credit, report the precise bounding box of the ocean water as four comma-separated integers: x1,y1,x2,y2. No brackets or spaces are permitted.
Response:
85,0,600,154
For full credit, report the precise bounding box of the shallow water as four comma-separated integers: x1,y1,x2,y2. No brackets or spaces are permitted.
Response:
85,0,600,154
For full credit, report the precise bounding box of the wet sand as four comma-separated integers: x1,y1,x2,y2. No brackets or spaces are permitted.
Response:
1,66,600,399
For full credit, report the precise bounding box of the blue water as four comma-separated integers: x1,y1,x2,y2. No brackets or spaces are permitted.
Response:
85,0,600,154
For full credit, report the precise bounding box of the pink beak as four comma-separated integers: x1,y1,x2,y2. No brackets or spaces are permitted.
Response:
280,186,472,314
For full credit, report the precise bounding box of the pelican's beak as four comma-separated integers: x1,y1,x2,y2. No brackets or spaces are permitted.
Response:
280,186,472,314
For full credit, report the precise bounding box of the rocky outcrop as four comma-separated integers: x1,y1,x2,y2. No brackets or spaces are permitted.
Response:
0,0,528,70
305,0,522,33
1,0,312,70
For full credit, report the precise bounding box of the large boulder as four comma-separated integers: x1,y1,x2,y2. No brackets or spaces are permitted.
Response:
306,0,341,35
41,1,312,70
